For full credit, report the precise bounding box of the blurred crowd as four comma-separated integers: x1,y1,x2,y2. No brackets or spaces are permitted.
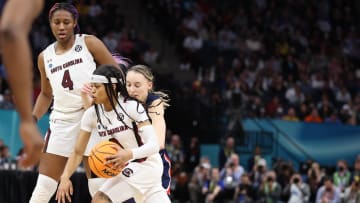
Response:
143,0,360,143
163,134,360,203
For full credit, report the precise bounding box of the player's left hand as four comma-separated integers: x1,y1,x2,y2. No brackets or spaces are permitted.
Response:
56,177,73,203
105,146,132,170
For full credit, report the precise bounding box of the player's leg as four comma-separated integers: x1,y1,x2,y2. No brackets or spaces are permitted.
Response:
0,0,44,167
145,190,171,203
30,120,76,203
94,178,140,203
29,153,68,203
160,149,172,194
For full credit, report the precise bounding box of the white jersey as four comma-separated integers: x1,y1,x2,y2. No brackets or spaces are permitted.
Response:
81,96,150,152
43,34,96,121
81,96,164,196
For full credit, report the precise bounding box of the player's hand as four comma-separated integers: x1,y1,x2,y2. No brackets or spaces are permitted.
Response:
81,83,94,109
81,83,92,94
56,177,73,203
105,145,131,170
18,121,44,168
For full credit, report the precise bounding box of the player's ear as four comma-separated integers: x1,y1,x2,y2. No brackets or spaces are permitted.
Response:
148,81,153,91
73,20,78,29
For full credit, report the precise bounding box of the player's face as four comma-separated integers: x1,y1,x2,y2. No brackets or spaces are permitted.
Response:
126,71,152,103
49,10,76,42
91,83,108,105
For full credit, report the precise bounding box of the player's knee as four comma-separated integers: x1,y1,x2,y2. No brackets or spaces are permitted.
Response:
88,178,106,197
29,174,58,203
92,191,112,203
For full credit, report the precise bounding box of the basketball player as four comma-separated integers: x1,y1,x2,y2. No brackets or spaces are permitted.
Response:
29,3,121,203
56,64,171,203
0,0,44,167
77,54,135,198
126,64,172,194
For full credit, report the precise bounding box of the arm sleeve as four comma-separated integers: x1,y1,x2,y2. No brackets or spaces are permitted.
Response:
80,107,97,132
131,125,160,159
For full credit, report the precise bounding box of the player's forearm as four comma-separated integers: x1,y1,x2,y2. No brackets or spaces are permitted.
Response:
32,92,52,120
131,125,159,159
61,152,83,180
153,120,166,149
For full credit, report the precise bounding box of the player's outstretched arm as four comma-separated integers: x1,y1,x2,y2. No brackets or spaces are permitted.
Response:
0,0,44,168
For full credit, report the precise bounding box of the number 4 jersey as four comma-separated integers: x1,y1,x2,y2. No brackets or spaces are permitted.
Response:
43,34,96,121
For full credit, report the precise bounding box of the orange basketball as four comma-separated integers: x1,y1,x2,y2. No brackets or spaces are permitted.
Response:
88,140,121,178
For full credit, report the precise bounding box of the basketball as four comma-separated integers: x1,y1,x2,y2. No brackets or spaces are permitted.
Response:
88,140,121,178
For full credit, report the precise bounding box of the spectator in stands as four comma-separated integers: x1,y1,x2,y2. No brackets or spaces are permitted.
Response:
282,107,300,122
265,95,283,118
351,159,360,183
317,94,335,119
297,103,310,121
343,176,360,203
245,96,266,118
324,111,342,125
188,156,212,203
304,108,323,123
258,170,282,203
184,136,200,173
333,159,351,196
284,173,310,203
285,84,305,106
274,160,295,191
233,173,255,203
202,167,224,203
102,31,119,53
247,146,263,172
307,161,325,202
0,144,13,169
316,176,341,203
250,158,268,197
220,153,245,200
335,85,352,106
166,133,185,178
218,136,238,170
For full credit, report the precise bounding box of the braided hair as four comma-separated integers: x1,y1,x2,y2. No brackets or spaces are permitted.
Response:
92,64,140,129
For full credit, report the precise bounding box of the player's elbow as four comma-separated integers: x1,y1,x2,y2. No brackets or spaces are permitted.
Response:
0,24,21,42
152,140,160,154
73,147,84,157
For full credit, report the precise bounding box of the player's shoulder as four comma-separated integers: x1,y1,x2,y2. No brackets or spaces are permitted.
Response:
121,96,138,106
83,34,100,43
84,105,97,116
146,93,160,106
121,96,145,112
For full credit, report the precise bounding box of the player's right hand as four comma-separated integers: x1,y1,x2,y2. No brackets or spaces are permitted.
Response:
18,121,44,168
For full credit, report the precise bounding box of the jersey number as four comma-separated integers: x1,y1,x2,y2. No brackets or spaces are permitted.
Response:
61,70,74,90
